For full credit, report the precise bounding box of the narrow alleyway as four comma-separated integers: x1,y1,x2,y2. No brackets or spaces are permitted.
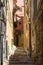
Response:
9,47,35,65
0,0,43,65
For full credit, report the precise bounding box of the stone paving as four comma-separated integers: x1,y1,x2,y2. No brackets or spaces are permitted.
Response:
8,47,35,65
3,47,36,65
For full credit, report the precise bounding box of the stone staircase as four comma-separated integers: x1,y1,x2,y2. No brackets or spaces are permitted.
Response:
9,47,35,65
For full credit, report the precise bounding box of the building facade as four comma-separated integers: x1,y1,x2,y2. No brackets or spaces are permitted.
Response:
0,0,7,64
24,0,32,56
6,0,13,58
30,0,43,65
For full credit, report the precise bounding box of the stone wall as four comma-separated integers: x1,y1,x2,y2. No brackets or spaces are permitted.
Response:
6,0,13,56
31,0,43,65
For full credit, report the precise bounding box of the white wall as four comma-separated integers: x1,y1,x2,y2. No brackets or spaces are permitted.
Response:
9,0,13,17
6,0,13,56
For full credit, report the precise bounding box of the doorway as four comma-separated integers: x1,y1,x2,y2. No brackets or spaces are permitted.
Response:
15,34,18,47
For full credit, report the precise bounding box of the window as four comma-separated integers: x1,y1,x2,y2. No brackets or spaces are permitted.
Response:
34,0,37,16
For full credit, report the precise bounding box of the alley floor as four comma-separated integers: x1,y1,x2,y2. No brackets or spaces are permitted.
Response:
8,47,35,65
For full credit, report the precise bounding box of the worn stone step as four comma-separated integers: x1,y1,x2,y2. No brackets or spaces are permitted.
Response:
9,57,33,61
9,56,29,60
9,63,35,65
9,61,34,64
9,58,32,61
9,47,34,65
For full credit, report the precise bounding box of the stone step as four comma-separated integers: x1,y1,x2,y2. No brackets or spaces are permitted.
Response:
15,47,26,52
15,50,26,54
10,64,35,65
13,52,27,54
9,60,34,64
9,57,33,61
9,61,34,63
9,55,29,59
9,47,34,65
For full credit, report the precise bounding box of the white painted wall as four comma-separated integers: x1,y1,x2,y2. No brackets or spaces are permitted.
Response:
9,0,13,17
